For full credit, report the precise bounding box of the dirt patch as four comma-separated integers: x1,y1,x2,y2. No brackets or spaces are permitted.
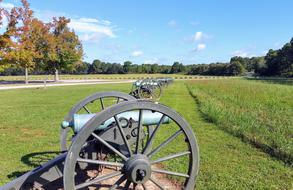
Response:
85,167,182,190
41,165,182,190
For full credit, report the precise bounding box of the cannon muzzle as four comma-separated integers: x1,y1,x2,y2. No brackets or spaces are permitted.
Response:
62,110,170,133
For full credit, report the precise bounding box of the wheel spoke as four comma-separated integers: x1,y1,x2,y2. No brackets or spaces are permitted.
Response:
100,98,105,110
142,183,148,190
109,175,127,190
133,183,137,189
92,133,128,161
152,169,189,178
135,109,143,154
76,158,124,167
114,115,132,156
75,171,122,189
148,130,183,158
123,180,131,190
83,106,91,114
149,177,165,190
142,115,166,154
151,151,190,164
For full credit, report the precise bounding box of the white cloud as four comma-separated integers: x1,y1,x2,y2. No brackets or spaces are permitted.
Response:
198,43,206,50
101,20,111,26
79,33,104,43
0,2,14,9
78,18,99,23
33,10,116,43
131,51,143,57
193,43,206,52
168,20,177,27
233,50,248,57
69,18,116,38
191,31,212,42
196,44,207,51
144,58,159,64
193,31,203,41
232,50,257,57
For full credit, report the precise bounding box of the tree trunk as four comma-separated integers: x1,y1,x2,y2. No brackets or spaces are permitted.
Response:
25,67,29,84
54,69,59,82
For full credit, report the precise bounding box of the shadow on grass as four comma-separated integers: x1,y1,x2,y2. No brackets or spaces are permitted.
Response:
185,83,293,167
7,151,62,180
7,171,30,180
21,151,61,168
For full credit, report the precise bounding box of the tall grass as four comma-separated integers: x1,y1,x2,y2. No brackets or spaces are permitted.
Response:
187,79,293,164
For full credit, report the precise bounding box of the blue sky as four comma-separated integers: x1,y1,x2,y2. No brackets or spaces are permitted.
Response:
1,0,293,65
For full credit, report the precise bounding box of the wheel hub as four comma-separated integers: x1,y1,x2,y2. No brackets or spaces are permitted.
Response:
124,154,151,184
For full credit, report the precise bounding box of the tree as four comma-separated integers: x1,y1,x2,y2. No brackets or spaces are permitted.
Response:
72,61,89,74
262,37,293,77
88,59,102,74
0,3,15,72
29,18,57,75
250,57,266,75
150,64,159,73
264,49,281,76
0,0,42,83
170,62,185,73
278,41,293,76
123,61,132,73
47,16,83,81
228,61,245,76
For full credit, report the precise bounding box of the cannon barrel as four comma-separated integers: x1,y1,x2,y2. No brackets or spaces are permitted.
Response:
62,110,170,133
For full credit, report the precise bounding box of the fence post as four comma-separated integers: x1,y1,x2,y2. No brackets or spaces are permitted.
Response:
44,76,47,89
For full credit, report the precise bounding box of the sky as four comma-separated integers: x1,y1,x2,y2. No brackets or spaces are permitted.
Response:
1,0,293,65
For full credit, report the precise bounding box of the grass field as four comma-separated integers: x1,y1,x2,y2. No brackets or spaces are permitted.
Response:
0,79,292,189
187,79,293,165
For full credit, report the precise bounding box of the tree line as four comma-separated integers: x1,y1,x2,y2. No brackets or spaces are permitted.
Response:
4,38,288,77
1,0,292,79
0,0,83,83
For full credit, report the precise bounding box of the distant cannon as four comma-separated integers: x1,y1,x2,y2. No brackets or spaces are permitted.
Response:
130,78,173,100
0,91,199,190
156,77,174,87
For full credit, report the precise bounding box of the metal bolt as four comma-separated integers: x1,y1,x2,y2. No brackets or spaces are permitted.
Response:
140,170,146,177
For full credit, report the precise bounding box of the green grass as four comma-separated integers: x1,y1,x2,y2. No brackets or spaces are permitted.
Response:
0,81,292,189
187,79,293,165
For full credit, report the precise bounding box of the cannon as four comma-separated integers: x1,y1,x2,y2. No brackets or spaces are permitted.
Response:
0,91,199,190
156,78,174,87
130,79,167,100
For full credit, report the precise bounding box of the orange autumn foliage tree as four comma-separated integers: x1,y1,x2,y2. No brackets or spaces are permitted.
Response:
0,0,19,72
48,17,83,81
0,0,83,82
0,0,38,83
